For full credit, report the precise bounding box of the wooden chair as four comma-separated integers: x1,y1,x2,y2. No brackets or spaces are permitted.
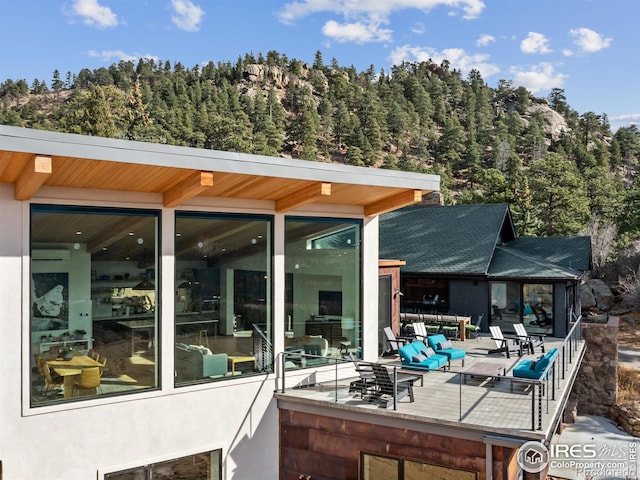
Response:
98,356,108,377
346,353,376,398
513,323,545,354
42,363,63,396
411,322,428,342
488,326,522,358
73,367,102,396
383,326,412,355
370,364,415,408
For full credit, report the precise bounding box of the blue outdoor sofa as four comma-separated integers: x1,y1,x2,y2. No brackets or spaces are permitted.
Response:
427,334,466,367
398,340,449,371
512,347,558,379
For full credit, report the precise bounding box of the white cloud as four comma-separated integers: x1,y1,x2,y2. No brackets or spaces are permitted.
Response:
66,0,118,29
88,50,159,64
278,0,485,43
562,49,574,57
476,34,494,47
611,113,640,124
569,27,612,53
171,0,205,32
322,20,392,43
510,62,567,93
520,32,552,54
412,22,426,35
389,44,500,79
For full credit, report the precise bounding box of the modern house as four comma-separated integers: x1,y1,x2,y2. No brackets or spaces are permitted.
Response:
379,204,592,338
0,125,440,479
0,126,589,480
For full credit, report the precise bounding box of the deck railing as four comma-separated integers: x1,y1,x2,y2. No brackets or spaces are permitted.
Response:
277,316,585,431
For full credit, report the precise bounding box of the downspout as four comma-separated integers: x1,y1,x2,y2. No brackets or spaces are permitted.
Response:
483,434,529,480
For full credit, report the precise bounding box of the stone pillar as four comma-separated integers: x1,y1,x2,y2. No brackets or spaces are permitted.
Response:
572,317,618,415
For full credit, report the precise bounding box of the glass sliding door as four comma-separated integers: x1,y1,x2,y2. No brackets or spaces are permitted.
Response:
284,217,362,369
174,212,272,385
490,281,554,334
30,205,159,406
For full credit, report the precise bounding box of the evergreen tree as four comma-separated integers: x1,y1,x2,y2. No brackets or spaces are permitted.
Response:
527,153,590,236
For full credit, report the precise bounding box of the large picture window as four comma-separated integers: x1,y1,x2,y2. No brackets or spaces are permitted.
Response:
174,212,272,385
284,217,362,369
30,205,159,406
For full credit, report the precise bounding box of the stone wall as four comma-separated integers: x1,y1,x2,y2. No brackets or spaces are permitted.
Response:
572,317,618,416
609,403,640,438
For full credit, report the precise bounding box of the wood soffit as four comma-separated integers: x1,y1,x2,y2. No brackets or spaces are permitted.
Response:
0,139,437,216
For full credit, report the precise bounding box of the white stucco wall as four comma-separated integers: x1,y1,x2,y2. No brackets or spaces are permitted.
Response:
1,183,378,479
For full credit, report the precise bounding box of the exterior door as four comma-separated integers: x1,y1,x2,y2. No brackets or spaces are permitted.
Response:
378,275,392,355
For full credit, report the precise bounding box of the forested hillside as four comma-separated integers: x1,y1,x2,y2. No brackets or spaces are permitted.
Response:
1,50,639,252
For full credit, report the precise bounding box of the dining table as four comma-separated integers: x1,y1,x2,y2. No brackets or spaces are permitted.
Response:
46,355,104,398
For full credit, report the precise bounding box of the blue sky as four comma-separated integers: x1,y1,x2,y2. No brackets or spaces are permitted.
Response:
1,0,638,130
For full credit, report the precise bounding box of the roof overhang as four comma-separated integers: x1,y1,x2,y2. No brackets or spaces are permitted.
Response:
0,126,440,216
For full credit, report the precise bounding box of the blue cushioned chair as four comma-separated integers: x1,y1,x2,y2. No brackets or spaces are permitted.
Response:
512,348,558,380
427,333,466,367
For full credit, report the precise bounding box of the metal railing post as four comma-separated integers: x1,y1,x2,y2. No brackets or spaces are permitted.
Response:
459,372,463,421
334,358,338,403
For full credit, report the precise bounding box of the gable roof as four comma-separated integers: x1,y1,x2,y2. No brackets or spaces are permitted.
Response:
488,237,592,280
380,204,592,281
380,203,515,275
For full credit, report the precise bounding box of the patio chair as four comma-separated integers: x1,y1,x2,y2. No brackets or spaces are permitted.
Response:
346,353,376,398
465,314,483,340
488,326,522,358
370,363,415,408
513,323,545,355
411,322,428,342
383,326,412,355
441,322,460,340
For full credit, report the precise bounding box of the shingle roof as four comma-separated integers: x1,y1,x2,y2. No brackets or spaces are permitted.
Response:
379,203,515,275
488,237,592,279
380,204,592,280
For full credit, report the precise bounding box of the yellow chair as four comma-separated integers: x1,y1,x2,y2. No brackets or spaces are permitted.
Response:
73,367,102,396
42,363,63,396
98,357,108,377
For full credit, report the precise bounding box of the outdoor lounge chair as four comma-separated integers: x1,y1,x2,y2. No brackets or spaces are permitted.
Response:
370,363,415,408
347,353,376,398
427,333,466,367
411,322,428,342
488,325,522,358
383,326,412,355
513,323,545,355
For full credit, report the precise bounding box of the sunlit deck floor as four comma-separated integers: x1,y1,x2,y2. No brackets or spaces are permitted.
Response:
275,335,585,440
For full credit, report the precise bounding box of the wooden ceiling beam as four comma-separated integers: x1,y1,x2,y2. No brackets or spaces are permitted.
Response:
15,155,52,200
275,182,331,213
163,171,214,208
86,217,152,254
364,189,424,217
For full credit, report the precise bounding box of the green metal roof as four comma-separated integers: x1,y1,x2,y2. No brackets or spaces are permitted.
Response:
380,204,592,280
380,203,515,275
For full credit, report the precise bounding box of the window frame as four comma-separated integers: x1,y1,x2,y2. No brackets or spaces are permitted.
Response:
27,203,162,410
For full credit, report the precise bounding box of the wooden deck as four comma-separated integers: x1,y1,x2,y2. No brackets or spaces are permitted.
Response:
275,334,586,441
